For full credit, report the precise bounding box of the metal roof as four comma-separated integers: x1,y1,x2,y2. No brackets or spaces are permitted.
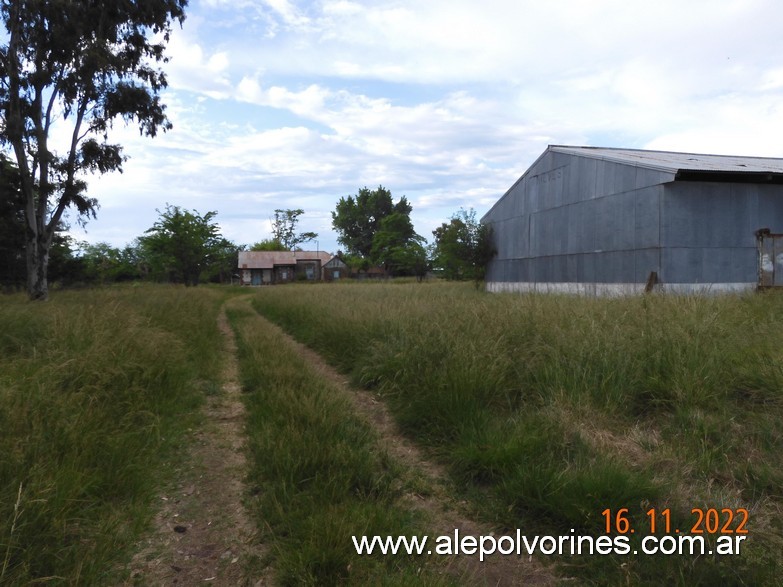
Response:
550,145,783,174
238,250,333,269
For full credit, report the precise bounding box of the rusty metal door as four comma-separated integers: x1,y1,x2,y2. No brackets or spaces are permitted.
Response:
756,229,783,288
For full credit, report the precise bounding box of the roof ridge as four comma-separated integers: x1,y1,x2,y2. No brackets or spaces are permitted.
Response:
550,144,783,160
548,145,783,174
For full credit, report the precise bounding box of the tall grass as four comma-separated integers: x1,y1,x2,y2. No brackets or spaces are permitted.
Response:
252,281,783,585
0,285,229,585
228,299,455,586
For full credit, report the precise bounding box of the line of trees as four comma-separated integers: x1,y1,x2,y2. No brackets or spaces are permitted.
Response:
332,185,495,281
1,132,494,290
431,208,496,283
139,204,238,285
1,160,496,290
331,185,427,278
0,179,242,290
0,1,497,296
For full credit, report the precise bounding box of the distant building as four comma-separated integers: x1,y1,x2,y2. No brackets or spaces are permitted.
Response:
353,266,387,280
238,251,333,285
482,145,783,294
322,255,348,281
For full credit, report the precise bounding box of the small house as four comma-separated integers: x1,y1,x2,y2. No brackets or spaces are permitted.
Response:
322,255,348,281
238,251,334,285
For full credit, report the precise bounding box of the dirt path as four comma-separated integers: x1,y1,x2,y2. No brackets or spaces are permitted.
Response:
258,313,557,586
123,297,556,585
123,301,268,586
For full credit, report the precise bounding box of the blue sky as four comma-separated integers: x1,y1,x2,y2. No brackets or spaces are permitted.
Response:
66,0,783,254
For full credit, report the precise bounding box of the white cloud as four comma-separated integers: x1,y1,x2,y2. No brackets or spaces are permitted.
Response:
262,0,310,27
236,78,329,118
66,0,783,253
195,0,774,86
165,33,233,98
321,0,362,16
760,67,783,91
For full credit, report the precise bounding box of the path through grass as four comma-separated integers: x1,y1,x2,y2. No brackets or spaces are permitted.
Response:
251,281,783,586
123,296,265,585
229,296,554,586
6,282,778,585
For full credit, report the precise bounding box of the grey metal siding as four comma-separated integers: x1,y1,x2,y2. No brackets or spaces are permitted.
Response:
758,184,783,226
634,187,660,249
659,182,783,284
484,150,665,285
484,146,783,292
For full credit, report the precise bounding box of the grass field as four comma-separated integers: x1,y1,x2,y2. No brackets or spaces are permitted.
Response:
0,285,229,584
3,281,782,585
251,280,783,585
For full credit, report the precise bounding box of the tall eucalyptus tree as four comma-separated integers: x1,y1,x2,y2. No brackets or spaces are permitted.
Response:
0,0,187,299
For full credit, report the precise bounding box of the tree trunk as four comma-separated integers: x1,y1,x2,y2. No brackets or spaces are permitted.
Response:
26,232,49,301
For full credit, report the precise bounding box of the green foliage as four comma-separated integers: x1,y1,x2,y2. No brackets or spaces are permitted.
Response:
46,233,86,287
203,238,244,284
0,154,25,289
0,152,85,289
0,153,135,289
370,212,427,277
253,283,783,585
271,208,318,250
251,238,288,251
0,285,227,585
331,186,426,276
431,208,496,282
0,0,187,299
337,251,368,273
77,241,143,284
332,186,413,258
139,203,229,286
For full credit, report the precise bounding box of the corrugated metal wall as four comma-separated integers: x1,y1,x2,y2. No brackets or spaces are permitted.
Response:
659,182,783,284
484,150,783,289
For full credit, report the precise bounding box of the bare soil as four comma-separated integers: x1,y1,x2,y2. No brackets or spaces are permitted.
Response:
122,304,268,586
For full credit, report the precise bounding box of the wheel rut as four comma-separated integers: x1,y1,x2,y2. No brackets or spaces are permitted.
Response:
124,296,557,586
122,299,268,586
252,308,556,586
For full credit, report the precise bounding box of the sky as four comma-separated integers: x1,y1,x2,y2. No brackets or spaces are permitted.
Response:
64,0,783,254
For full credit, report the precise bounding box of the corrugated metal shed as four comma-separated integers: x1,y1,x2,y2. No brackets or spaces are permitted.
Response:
483,145,783,295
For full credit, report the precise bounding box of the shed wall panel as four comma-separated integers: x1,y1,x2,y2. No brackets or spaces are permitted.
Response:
611,163,635,195
633,187,661,249
635,167,674,190
483,147,783,292
634,249,661,282
755,184,783,233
